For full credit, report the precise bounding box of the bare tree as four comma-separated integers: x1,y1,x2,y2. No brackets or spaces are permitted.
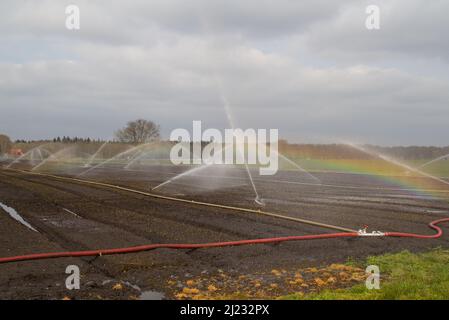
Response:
0,134,12,155
115,119,160,144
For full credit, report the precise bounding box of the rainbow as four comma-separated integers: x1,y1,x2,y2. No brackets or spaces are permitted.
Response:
284,155,449,200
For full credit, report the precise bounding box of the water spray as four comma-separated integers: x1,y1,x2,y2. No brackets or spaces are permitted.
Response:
31,146,76,171
78,143,154,176
84,141,109,168
273,150,321,183
418,153,449,169
6,145,51,169
219,89,264,205
346,143,449,188
151,144,231,191
124,150,145,169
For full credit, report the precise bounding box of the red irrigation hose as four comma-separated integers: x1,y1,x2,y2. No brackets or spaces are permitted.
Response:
384,217,449,239
0,218,448,264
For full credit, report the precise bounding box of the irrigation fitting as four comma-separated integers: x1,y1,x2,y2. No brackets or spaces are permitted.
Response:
357,225,385,237
357,230,385,237
254,197,266,206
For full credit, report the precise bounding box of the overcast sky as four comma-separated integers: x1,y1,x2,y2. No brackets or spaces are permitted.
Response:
1,0,448,145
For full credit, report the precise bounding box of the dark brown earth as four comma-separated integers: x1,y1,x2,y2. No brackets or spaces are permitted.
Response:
0,163,448,300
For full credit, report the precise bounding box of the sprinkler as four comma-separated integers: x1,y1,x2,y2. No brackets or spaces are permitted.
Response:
255,197,265,206
152,179,172,191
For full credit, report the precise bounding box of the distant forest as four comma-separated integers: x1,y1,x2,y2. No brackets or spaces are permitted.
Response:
14,137,108,144
280,142,449,160
11,138,449,160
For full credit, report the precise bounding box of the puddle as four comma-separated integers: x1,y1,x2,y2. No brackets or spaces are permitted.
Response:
62,208,81,218
0,202,38,232
102,279,164,300
386,194,436,200
123,281,141,291
41,215,98,230
425,210,449,214
140,290,165,300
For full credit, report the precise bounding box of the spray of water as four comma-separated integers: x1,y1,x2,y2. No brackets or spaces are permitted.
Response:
272,150,321,183
418,153,449,169
78,143,152,176
152,144,231,191
36,148,44,162
219,89,263,205
6,145,52,168
153,165,208,191
84,142,109,168
124,150,145,169
152,86,263,205
32,146,76,171
125,143,190,170
346,142,449,188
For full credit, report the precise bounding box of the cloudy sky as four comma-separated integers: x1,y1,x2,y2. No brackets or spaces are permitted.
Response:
1,0,448,145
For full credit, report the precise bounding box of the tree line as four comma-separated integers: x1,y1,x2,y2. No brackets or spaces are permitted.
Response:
14,137,109,144
2,119,449,159
13,119,161,145
281,142,449,160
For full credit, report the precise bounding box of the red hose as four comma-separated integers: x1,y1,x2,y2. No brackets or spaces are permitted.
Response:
0,218,448,264
384,217,449,239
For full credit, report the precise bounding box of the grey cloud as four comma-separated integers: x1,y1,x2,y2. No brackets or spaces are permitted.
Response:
0,0,357,43
305,0,449,62
0,0,448,146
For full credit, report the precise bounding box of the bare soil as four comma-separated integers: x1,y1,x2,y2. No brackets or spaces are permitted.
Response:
0,165,448,299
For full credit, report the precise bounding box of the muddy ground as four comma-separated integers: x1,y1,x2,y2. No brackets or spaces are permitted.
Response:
0,164,448,299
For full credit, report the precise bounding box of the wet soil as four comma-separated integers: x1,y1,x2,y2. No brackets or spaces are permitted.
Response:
0,165,448,299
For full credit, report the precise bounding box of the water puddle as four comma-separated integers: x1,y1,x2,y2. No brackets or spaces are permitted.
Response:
140,290,165,300
102,279,164,300
0,202,38,232
425,210,449,214
62,208,81,218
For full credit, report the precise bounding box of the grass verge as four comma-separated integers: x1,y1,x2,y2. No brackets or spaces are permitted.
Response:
282,249,449,300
